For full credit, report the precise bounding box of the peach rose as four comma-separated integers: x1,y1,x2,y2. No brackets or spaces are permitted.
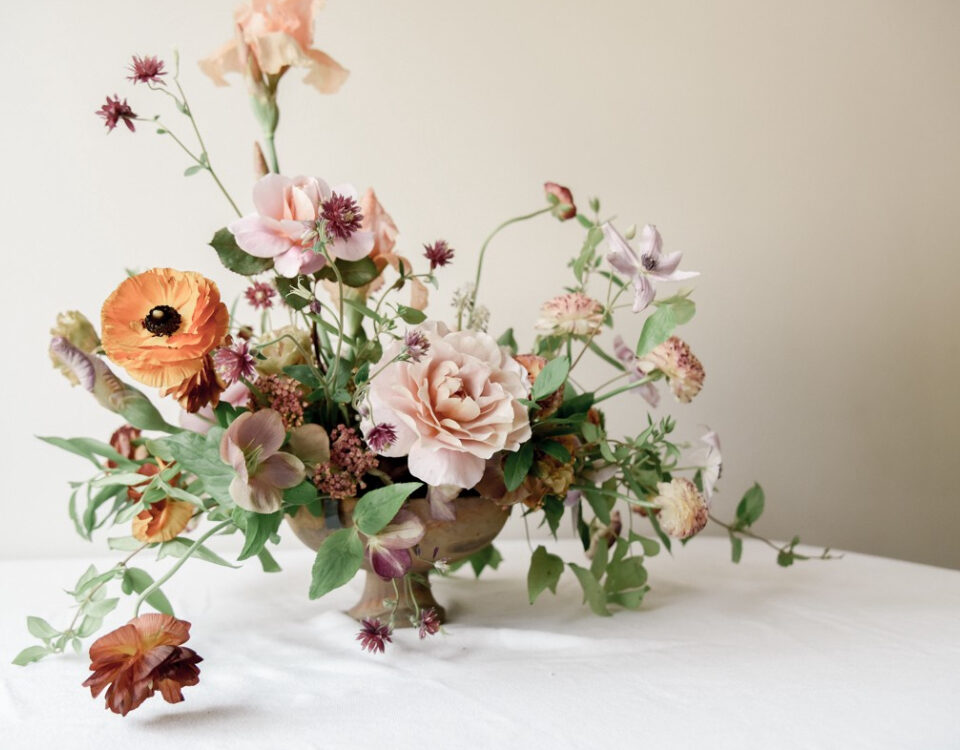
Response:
362,322,531,488
200,0,348,94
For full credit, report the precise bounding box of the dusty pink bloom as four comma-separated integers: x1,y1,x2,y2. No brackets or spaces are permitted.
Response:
179,381,250,434
213,340,257,384
96,96,136,133
638,336,704,403
699,429,722,500
199,0,348,94
356,618,392,654
365,509,426,579
244,280,276,309
423,240,454,271
127,55,166,85
362,321,531,488
365,423,397,452
612,334,660,407
535,292,604,337
653,478,708,539
403,329,430,362
418,608,441,639
256,374,307,428
544,182,576,220
220,409,305,513
228,174,373,277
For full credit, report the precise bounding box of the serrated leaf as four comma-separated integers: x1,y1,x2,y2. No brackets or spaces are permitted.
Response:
468,545,503,577
209,227,274,276
352,482,423,535
527,545,564,604
309,528,363,599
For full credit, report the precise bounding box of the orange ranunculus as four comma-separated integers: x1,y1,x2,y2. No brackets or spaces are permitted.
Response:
162,354,226,413
101,268,229,390
83,614,202,716
132,498,194,543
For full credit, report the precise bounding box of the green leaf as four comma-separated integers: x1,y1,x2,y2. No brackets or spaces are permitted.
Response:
184,164,205,176
468,544,503,577
557,391,595,418
397,305,427,324
604,556,648,593
108,535,145,551
735,483,765,528
37,436,134,470
317,257,381,287
309,528,364,599
158,537,239,568
527,545,564,604
257,547,282,573
497,328,518,355
121,568,174,615
589,535,609,579
538,440,571,464
568,563,611,616
84,597,119,618
283,365,322,388
149,429,235,507
582,486,612,525
628,531,661,557
352,482,423,535
209,227,274,276
730,533,744,563
284,481,318,507
503,442,535,492
607,588,648,609
777,549,795,567
531,357,570,401
235,509,283,561
539,496,564,538
275,275,312,310
12,645,51,666
26,617,59,641
636,296,697,356
76,615,102,638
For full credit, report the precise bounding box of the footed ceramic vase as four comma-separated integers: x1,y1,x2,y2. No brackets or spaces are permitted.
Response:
287,494,511,626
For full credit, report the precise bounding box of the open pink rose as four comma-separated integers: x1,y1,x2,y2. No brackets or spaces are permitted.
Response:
200,0,348,94
229,174,374,277
362,322,531,489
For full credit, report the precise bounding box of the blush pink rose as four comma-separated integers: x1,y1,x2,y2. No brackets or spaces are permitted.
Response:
228,174,374,277
362,322,532,489
200,0,349,94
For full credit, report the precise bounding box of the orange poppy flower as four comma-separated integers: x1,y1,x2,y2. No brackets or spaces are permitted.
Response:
83,614,202,716
132,498,194,543
101,268,229,390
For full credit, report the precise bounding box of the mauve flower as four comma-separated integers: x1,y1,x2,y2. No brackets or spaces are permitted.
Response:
213,339,257,384
49,337,153,416
96,95,137,132
544,182,576,220
638,336,704,403
178,380,250,434
229,174,373,277
423,240,455,271
244,280,276,309
403,329,430,362
365,423,397,452
127,55,167,85
82,614,201,716
603,223,698,313
535,292,604,337
653,478,708,539
612,334,660,407
699,429,722,500
220,409,305,513
361,322,531,488
365,509,426,579
356,618,392,654
418,608,441,639
199,0,348,94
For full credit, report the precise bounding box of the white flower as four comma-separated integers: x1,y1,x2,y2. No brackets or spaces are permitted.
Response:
535,292,604,336
654,478,708,539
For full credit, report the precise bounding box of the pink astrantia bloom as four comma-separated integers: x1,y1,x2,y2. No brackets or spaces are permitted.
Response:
213,340,257,384
418,608,441,639
403,329,430,362
602,223,698,313
228,174,374,277
96,95,137,132
423,240,454,271
244,280,276,309
364,509,426,579
361,321,531,489
365,423,397,452
219,409,305,513
127,55,167,85
612,334,660,407
356,618,392,654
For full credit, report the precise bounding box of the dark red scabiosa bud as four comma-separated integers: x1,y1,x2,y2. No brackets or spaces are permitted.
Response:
96,95,137,133
544,182,576,220
423,240,454,270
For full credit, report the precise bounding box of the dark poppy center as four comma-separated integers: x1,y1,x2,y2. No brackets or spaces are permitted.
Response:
142,305,182,337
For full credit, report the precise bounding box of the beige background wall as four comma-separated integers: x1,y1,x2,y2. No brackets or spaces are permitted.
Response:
0,0,957,567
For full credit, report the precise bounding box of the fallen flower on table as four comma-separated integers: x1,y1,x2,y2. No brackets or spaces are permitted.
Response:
356,618,392,654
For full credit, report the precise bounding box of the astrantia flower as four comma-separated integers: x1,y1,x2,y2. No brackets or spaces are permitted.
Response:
213,339,257,384
653,477,708,539
320,192,363,240
220,409,305,513
418,608,442,639
228,175,374,277
127,55,167,85
612,334,660,407
423,240,454,270
603,223,698,313
132,499,194,543
83,614,201,716
356,618,392,654
361,321,531,488
535,292,604,337
638,336,704,403
544,182,576,220
96,95,137,132
244,280,276,309
366,423,397,452
403,329,430,362
101,268,229,390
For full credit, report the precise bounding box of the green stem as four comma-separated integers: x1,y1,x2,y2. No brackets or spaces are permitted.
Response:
134,520,233,616
264,132,280,173
593,375,657,404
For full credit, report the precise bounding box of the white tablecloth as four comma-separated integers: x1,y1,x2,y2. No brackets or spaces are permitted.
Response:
1,538,957,749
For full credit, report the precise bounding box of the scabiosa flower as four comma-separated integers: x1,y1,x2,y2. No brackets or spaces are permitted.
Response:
653,477,709,539
244,281,276,309
213,339,257,384
638,336,704,403
127,55,167,85
418,608,442,639
96,95,137,133
544,182,576,220
356,618,392,654
423,240,455,270
403,329,430,362
366,423,397,452
535,292,604,337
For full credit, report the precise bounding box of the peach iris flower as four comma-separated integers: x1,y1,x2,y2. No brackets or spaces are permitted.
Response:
200,0,348,94
101,268,229,390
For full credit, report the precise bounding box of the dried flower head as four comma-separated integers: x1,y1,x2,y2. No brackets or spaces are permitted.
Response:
535,292,604,337
403,329,430,362
356,618,392,654
653,477,708,539
96,95,137,133
366,422,397,452
244,281,276,310
423,240,454,270
639,337,704,403
418,608,442,639
256,374,307,429
162,355,225,414
321,192,364,241
313,462,358,500
213,339,257,384
330,425,378,478
82,614,201,716
127,55,167,85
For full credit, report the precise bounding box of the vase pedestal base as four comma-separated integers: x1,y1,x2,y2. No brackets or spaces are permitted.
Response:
347,571,445,626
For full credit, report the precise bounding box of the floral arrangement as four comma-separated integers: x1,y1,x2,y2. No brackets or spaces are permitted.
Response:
15,0,831,717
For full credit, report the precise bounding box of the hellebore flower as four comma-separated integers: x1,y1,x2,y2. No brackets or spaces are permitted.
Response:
364,509,426,580
220,409,305,513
